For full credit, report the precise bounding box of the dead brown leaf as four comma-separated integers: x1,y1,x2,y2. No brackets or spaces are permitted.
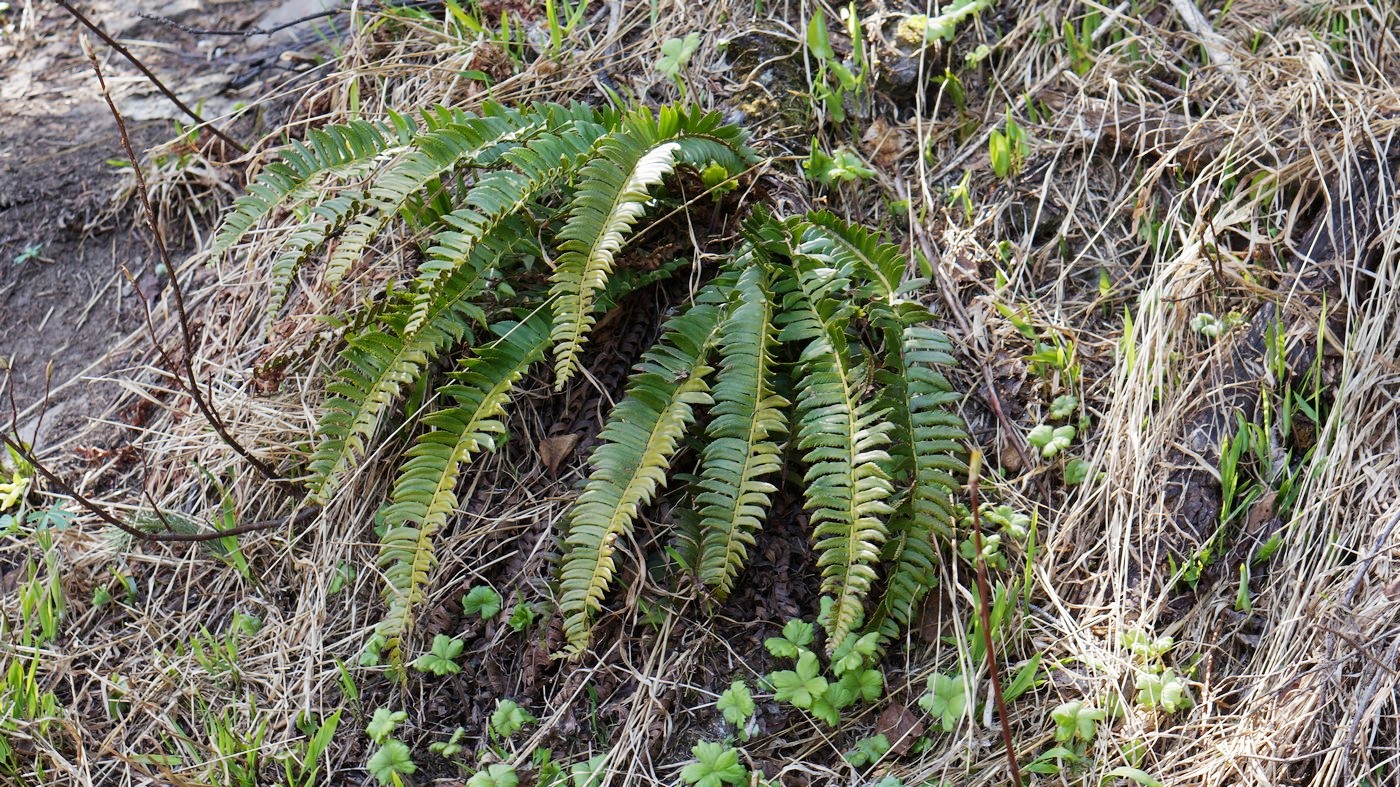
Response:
539,434,581,475
875,703,924,755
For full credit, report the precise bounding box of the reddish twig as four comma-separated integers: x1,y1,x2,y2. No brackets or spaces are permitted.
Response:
54,0,247,155
83,37,283,484
968,448,1024,787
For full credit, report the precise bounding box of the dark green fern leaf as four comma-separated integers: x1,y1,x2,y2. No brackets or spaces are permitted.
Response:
777,250,895,650
558,302,726,652
694,259,788,599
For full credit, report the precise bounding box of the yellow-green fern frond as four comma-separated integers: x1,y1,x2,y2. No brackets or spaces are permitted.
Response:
549,106,755,389
211,114,414,258
558,303,726,653
778,256,896,649
375,313,550,663
306,223,531,501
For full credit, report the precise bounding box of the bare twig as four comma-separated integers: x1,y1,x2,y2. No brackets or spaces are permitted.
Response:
83,37,283,484
969,448,1024,787
54,0,248,155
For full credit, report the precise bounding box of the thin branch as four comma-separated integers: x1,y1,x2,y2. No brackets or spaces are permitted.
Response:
54,0,248,155
969,448,1024,787
83,37,284,484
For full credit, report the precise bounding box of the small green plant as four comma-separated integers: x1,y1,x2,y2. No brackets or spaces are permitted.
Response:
844,733,890,767
429,727,465,758
804,5,866,123
11,242,45,265
1136,668,1191,714
989,112,1029,179
902,0,994,42
680,741,747,787
365,708,415,785
716,680,755,734
1028,424,1075,458
489,698,537,739
656,33,701,94
463,585,503,620
506,599,538,631
768,651,828,710
469,763,519,787
1051,700,1105,743
763,618,815,658
412,634,465,676
801,141,875,185
918,672,969,732
1049,394,1077,420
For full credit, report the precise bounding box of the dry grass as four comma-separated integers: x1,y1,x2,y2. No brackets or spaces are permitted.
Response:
3,1,1399,785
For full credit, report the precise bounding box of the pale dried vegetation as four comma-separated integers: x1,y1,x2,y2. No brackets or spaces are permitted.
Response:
2,1,1398,785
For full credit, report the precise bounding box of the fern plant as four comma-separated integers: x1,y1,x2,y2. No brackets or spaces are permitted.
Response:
212,100,966,664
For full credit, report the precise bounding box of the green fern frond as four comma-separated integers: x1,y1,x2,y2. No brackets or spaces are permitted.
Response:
797,212,910,301
265,190,364,329
694,260,788,600
323,107,544,289
867,323,966,645
375,313,550,662
211,116,412,257
778,256,895,649
549,106,754,389
406,119,605,332
558,302,725,653
306,222,532,501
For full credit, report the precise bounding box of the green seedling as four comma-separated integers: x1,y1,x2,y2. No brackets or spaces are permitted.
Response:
764,618,815,659
989,112,1029,179
903,0,994,42
1136,668,1190,714
429,727,465,758
844,733,890,767
11,243,45,265
365,708,414,785
802,142,875,185
506,600,538,632
413,634,464,676
1051,700,1105,743
463,585,503,619
918,672,968,732
1063,458,1091,485
680,741,747,787
768,650,827,710
981,504,1031,541
656,33,700,93
489,699,537,739
468,763,519,787
1049,394,1078,420
716,680,755,731
1028,424,1075,458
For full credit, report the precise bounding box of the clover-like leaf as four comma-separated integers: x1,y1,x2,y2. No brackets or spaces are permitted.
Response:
844,733,891,767
462,585,502,619
413,634,465,676
1049,394,1078,420
366,708,406,744
489,699,537,739
680,741,747,787
1027,424,1075,458
829,631,879,676
764,619,814,660
367,739,416,785
657,32,701,80
981,504,1031,541
717,680,755,728
918,672,968,732
769,650,827,709
468,763,519,787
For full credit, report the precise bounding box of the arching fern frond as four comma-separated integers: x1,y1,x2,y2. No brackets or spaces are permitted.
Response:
211,115,413,257
406,119,605,332
797,211,911,303
549,106,754,389
778,256,895,650
264,190,364,330
558,303,725,652
375,313,551,663
323,106,546,289
694,259,788,599
306,221,533,502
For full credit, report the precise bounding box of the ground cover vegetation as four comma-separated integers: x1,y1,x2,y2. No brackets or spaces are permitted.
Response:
1,0,1399,785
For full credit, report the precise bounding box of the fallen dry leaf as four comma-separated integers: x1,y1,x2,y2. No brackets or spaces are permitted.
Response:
539,433,582,475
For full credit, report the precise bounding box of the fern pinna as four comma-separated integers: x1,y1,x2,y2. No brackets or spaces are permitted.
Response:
213,100,965,665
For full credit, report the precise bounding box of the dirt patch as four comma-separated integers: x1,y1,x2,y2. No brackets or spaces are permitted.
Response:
0,0,336,446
